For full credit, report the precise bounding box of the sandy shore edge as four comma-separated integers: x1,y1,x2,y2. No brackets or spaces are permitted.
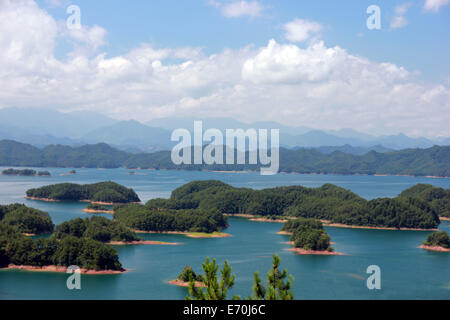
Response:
2,264,126,274
132,230,231,238
108,240,181,246
226,214,439,231
419,245,450,252
169,280,206,288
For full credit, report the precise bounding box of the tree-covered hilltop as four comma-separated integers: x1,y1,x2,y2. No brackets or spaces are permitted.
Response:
55,216,138,243
0,204,54,235
1,139,449,177
26,181,140,204
0,224,123,271
423,231,450,249
1,168,50,176
281,218,324,234
155,181,441,230
114,204,228,233
282,218,333,252
399,184,450,218
177,265,203,283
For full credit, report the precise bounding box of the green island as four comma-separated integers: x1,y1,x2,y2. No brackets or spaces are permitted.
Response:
170,265,205,288
114,203,229,237
84,203,114,214
55,216,138,244
26,181,141,204
420,231,450,252
1,139,449,177
0,224,124,273
399,184,450,219
146,180,443,230
281,218,338,255
2,168,51,177
0,204,54,235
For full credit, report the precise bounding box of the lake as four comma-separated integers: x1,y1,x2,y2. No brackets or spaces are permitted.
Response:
0,167,449,300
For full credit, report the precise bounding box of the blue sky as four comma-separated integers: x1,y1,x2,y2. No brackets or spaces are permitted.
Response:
1,0,449,137
39,0,449,81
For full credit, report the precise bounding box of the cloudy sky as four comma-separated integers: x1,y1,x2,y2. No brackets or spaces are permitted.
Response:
0,0,449,137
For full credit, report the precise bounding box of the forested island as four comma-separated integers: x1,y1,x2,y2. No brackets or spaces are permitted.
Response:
0,204,54,235
83,203,114,214
420,231,450,252
399,184,450,219
0,206,124,273
281,218,339,255
147,180,444,230
26,181,141,204
170,265,205,288
1,139,449,177
114,204,230,237
2,168,50,176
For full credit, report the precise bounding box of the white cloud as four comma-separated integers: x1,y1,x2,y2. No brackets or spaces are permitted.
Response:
0,0,449,137
210,1,264,18
390,3,412,29
424,0,450,12
283,19,323,43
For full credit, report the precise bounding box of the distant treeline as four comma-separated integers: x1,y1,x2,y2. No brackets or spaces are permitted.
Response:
26,181,140,204
1,139,449,177
2,168,50,176
146,180,447,229
114,204,228,233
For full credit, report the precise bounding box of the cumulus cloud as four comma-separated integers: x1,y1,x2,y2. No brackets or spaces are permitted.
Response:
209,0,264,18
390,3,412,29
283,19,323,43
424,0,450,12
0,0,449,137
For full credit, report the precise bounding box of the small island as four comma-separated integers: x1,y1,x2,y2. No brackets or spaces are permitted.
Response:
26,181,141,204
60,170,76,176
55,216,178,246
281,218,342,255
0,224,125,274
0,203,54,235
2,168,51,177
114,203,230,238
83,203,115,214
170,265,205,288
420,231,450,252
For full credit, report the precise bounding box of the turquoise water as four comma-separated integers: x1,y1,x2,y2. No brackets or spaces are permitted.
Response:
0,167,449,300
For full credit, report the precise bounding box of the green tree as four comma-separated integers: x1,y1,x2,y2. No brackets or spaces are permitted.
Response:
187,258,235,300
250,255,294,300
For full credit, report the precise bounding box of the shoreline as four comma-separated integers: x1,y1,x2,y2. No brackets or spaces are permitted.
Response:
419,245,450,252
227,214,439,231
25,196,141,206
4,166,449,178
83,209,115,215
440,217,450,221
169,280,206,288
2,264,126,275
108,240,181,246
132,230,231,238
287,248,344,256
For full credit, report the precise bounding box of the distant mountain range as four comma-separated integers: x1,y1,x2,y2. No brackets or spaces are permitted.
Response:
1,139,449,177
0,107,448,152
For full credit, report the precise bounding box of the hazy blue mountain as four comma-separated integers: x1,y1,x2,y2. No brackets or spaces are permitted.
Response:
312,145,393,155
0,123,78,147
82,120,173,150
0,107,118,138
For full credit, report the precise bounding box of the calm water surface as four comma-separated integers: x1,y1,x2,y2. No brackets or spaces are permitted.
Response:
0,167,449,300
